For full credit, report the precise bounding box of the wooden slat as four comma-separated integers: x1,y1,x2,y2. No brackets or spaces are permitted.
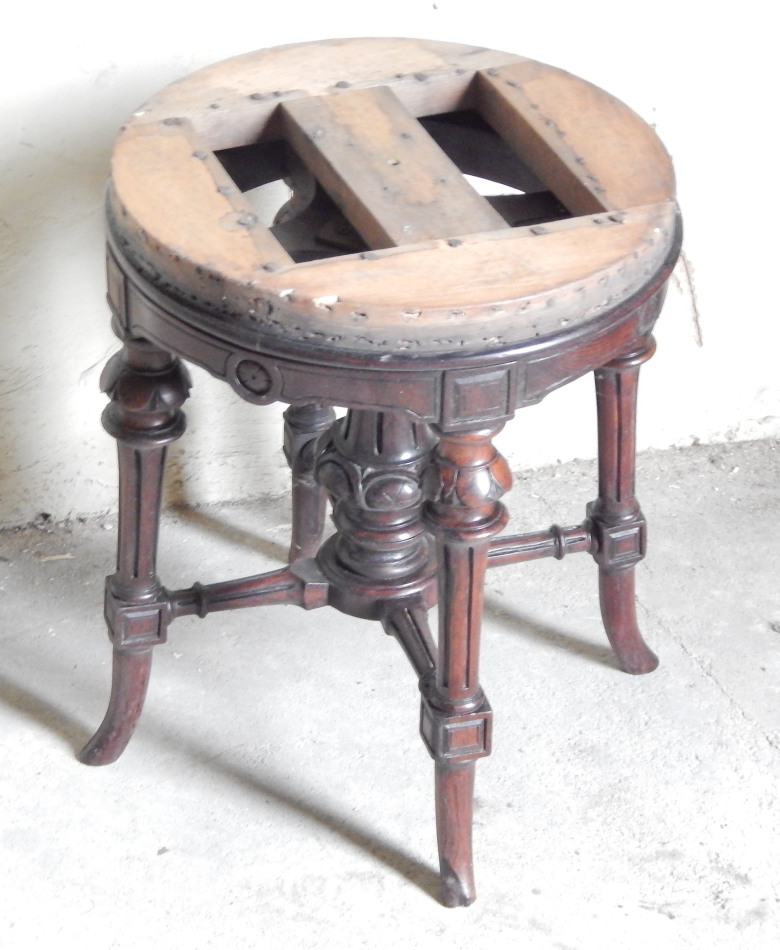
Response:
280,86,507,248
267,202,677,323
473,62,675,214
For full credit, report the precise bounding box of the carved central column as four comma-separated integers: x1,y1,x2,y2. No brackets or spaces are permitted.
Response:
315,409,437,619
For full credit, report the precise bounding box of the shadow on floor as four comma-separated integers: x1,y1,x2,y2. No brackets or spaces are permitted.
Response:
0,664,443,903
0,672,91,751
484,594,619,670
169,504,290,564
182,737,443,903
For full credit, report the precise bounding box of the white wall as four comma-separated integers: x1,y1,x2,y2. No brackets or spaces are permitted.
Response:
1,1,776,526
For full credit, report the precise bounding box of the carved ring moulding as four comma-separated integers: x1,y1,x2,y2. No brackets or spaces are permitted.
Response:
107,241,671,429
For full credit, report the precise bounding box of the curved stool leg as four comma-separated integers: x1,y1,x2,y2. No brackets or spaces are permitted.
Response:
423,425,511,906
79,339,190,765
283,403,336,561
588,338,658,675
435,762,477,904
79,648,153,765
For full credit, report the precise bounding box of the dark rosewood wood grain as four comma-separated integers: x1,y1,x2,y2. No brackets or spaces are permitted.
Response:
79,648,154,766
587,339,658,674
382,606,437,679
315,409,438,620
80,339,190,764
86,242,676,898
283,403,336,561
421,425,510,905
84,37,682,907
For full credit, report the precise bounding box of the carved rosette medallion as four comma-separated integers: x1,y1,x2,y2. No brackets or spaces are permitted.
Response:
226,354,281,404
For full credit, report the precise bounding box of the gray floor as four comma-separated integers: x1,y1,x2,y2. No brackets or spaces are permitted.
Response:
1,439,778,949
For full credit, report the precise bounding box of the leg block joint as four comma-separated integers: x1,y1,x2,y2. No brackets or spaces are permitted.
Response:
105,585,170,649
587,506,647,571
420,692,493,763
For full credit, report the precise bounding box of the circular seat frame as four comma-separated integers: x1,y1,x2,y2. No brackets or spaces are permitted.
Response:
81,38,681,907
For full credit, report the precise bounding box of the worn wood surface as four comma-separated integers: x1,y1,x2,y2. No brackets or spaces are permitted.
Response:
281,86,507,247
108,37,678,357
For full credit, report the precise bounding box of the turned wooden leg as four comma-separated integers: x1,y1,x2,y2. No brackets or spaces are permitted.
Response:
588,338,658,675
80,648,153,764
79,338,190,765
422,425,511,906
283,403,336,561
435,762,476,903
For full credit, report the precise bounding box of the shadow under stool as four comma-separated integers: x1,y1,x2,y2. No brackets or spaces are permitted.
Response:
80,37,682,906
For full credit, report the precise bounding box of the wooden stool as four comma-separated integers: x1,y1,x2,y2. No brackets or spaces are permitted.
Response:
81,38,681,906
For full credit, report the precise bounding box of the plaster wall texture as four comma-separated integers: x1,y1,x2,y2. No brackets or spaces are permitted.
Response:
1,1,776,526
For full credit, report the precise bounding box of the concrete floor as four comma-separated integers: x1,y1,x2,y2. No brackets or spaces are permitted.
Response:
1,438,778,949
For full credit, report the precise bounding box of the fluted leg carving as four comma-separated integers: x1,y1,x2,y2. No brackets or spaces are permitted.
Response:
283,403,336,561
80,338,190,765
422,425,511,906
588,339,658,675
